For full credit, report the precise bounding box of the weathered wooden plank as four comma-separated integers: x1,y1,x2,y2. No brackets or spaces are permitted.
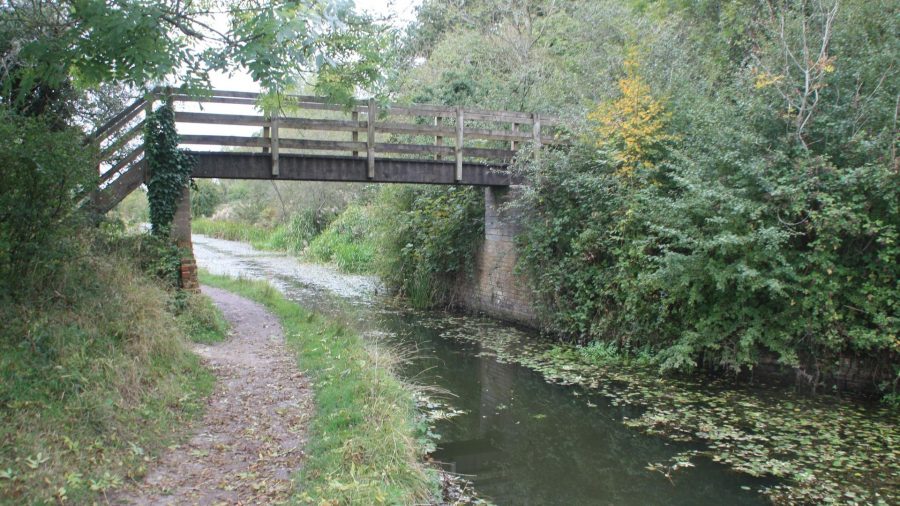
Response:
373,121,530,141
375,143,454,156
100,146,144,184
204,90,260,99
435,116,443,161
190,151,520,186
271,117,280,176
179,135,268,147
456,107,464,182
351,111,359,157
180,136,514,160
533,113,542,168
100,119,145,160
171,95,258,106
92,96,147,141
92,160,147,213
175,111,267,126
367,99,376,179
464,146,517,160
279,139,367,152
280,117,363,132
386,105,535,123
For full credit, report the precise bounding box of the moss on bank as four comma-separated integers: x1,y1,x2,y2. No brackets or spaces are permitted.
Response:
0,245,226,504
199,272,438,504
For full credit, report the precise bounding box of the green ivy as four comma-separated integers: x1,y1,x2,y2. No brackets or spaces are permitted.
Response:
144,102,195,236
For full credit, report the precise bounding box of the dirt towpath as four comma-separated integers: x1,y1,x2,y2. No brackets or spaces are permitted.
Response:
117,285,313,505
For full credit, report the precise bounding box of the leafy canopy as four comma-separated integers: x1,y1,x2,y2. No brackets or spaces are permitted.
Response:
1,0,388,108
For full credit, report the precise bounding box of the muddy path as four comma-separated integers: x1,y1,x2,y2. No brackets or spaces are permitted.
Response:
116,285,313,505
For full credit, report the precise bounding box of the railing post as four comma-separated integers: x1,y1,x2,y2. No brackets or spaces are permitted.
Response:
367,99,376,179
455,106,464,182
532,113,542,170
270,116,280,177
262,126,270,154
511,122,518,151
352,110,359,157
435,116,443,161
141,95,155,180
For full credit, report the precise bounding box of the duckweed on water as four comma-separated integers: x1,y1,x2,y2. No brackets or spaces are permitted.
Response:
416,315,898,505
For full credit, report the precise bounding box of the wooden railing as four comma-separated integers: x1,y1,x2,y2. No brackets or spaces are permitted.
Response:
91,88,563,190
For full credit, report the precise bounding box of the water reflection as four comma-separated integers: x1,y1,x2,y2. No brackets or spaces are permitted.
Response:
194,235,771,505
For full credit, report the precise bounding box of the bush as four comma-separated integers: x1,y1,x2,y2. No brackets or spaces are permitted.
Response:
516,97,899,383
0,110,97,298
373,185,484,308
306,205,376,273
0,229,215,504
190,180,224,218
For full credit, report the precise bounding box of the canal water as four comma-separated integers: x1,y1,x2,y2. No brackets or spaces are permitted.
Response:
194,235,772,505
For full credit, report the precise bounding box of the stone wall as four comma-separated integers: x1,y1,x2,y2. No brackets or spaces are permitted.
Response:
172,186,199,292
455,186,537,327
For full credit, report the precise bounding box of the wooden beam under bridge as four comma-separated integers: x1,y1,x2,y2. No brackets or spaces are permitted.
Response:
190,151,524,186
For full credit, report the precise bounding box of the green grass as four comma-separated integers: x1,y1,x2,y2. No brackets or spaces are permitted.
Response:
194,206,376,274
176,291,230,344
192,217,273,246
199,271,438,505
305,205,376,273
0,249,225,504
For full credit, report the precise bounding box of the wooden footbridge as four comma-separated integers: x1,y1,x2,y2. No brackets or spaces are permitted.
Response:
91,89,562,213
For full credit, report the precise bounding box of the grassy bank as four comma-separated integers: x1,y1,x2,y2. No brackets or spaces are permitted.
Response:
199,272,437,504
0,243,228,504
192,217,274,247
193,205,376,274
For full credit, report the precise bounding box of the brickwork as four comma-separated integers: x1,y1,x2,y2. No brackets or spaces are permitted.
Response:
172,186,199,292
456,186,537,326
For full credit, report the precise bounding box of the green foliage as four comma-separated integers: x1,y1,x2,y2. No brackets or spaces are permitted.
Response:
306,205,376,273
199,273,438,504
0,230,215,504
192,218,274,245
517,81,898,383
175,292,229,345
144,103,194,236
1,0,387,110
190,180,224,218
267,209,333,255
110,190,150,228
0,109,97,297
374,185,484,308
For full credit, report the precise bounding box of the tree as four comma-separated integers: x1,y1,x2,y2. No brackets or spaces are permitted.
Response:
588,52,673,178
1,0,388,117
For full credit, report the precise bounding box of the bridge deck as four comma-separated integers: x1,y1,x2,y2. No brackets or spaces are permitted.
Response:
89,89,560,212
192,151,521,186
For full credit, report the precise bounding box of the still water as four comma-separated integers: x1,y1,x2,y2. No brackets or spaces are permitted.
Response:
194,235,772,505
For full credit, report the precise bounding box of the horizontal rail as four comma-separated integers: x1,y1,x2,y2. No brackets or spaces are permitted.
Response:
169,89,559,125
94,88,566,191
91,96,147,141
174,112,560,145
178,135,517,160
100,119,145,160
99,146,145,185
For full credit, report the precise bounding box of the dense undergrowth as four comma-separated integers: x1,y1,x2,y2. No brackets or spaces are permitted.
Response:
378,0,900,394
0,230,227,504
199,272,439,504
372,185,484,309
